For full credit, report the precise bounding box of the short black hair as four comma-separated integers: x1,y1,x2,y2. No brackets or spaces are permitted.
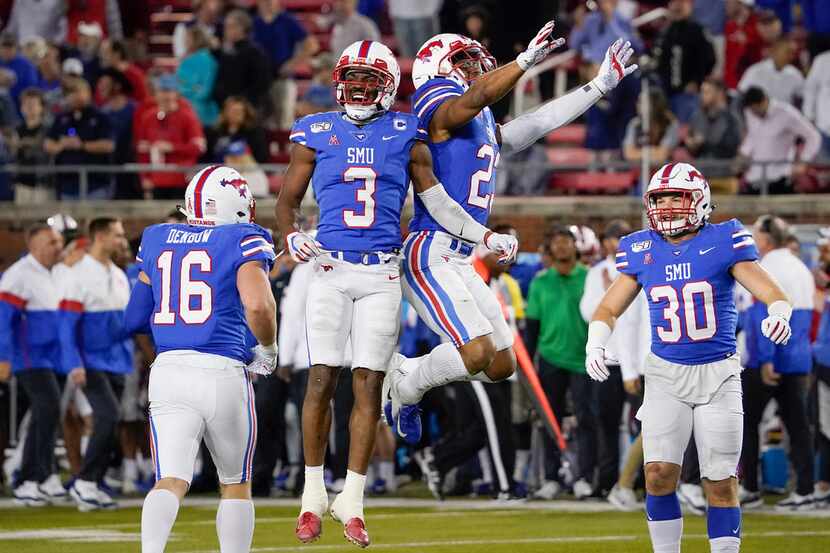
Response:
602,219,631,240
742,86,767,109
26,222,53,242
88,217,119,240
166,208,187,223
755,215,789,248
546,224,576,242
109,39,129,60
703,77,726,94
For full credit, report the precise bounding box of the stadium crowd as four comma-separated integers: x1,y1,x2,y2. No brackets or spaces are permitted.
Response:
0,0,829,517
0,0,825,199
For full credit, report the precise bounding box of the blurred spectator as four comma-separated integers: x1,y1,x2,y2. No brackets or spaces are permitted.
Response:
176,26,219,127
0,69,20,130
330,0,381,58
803,49,830,159
582,60,640,161
686,78,743,181
295,53,338,117
802,0,830,61
654,0,716,122
814,228,830,508
754,0,792,32
74,22,104,85
135,74,205,199
5,0,67,44
459,5,495,54
21,37,48,67
173,0,224,59
45,78,115,199
0,224,66,507
389,0,441,58
97,69,136,198
205,95,268,163
756,9,784,54
223,140,269,197
66,0,123,44
739,86,821,194
692,0,726,76
622,88,679,166
253,0,319,130
738,38,803,105
525,225,594,500
214,9,271,121
13,88,52,203
724,0,763,89
98,39,148,103
0,33,39,109
570,0,643,67
36,43,63,94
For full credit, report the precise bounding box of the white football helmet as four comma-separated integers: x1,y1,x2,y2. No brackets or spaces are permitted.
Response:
645,162,713,236
333,40,400,121
569,225,600,263
412,33,496,89
184,165,255,226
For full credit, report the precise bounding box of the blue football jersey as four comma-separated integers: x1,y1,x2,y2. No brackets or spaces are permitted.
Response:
616,219,759,365
409,77,500,232
289,110,426,252
137,223,276,362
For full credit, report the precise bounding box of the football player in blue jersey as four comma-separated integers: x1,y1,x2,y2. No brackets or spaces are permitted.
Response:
382,26,638,448
586,163,793,553
277,40,517,547
124,165,278,553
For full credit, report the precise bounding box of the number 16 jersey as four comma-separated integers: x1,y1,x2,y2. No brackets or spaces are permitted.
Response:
616,219,759,365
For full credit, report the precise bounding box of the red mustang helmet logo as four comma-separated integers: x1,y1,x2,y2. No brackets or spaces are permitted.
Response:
219,177,249,197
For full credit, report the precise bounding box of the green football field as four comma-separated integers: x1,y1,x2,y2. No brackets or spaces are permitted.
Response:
2,497,829,553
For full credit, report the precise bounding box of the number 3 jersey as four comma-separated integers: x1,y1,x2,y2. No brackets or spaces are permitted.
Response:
616,219,759,366
409,77,500,233
136,223,276,362
290,110,426,253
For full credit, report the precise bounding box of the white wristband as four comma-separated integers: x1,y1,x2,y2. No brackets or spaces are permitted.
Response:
586,320,612,352
767,300,792,321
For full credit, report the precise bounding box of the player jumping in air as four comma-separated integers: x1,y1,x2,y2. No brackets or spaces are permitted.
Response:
587,162,792,553
125,166,279,553
383,25,638,444
277,40,516,547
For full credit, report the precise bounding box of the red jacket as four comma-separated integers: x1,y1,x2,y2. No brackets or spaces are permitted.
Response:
135,103,205,188
724,14,763,89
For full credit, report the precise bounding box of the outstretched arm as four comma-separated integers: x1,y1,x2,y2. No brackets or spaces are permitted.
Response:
409,142,517,263
429,21,564,139
500,38,638,156
276,143,321,262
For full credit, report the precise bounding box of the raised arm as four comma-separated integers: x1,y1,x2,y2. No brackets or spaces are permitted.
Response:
585,272,642,382
428,21,564,139
409,141,517,263
275,142,320,262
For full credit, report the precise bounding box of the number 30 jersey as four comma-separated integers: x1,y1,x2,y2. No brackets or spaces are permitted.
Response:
137,223,276,362
616,219,759,365
290,110,425,253
409,77,500,233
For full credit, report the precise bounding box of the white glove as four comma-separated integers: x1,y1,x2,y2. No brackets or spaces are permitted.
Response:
586,347,610,382
286,231,322,263
592,38,638,94
761,300,792,345
246,343,278,376
516,21,566,71
483,231,519,265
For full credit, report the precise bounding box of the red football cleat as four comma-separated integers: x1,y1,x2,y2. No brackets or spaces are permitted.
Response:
295,511,322,543
342,517,370,548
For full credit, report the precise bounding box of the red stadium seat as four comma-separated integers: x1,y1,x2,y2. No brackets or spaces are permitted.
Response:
545,147,593,166
546,124,586,146
269,130,293,163
550,171,636,194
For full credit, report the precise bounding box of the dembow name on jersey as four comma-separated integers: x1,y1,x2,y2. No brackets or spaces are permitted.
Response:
166,228,214,244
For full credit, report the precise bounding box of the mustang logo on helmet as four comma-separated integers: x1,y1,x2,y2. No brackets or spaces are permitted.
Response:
219,177,250,198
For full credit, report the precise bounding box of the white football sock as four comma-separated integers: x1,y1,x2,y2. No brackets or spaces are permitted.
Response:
339,470,367,519
397,343,468,404
216,499,254,553
123,458,138,482
379,461,396,492
710,537,740,553
141,489,179,553
647,519,683,553
514,449,530,483
300,465,327,515
80,435,90,456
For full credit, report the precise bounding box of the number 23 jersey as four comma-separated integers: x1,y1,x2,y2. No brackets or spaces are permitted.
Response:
290,110,425,253
616,219,759,365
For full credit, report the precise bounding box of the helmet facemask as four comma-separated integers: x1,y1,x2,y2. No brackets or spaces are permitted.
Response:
645,189,704,237
446,43,496,83
334,65,394,121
